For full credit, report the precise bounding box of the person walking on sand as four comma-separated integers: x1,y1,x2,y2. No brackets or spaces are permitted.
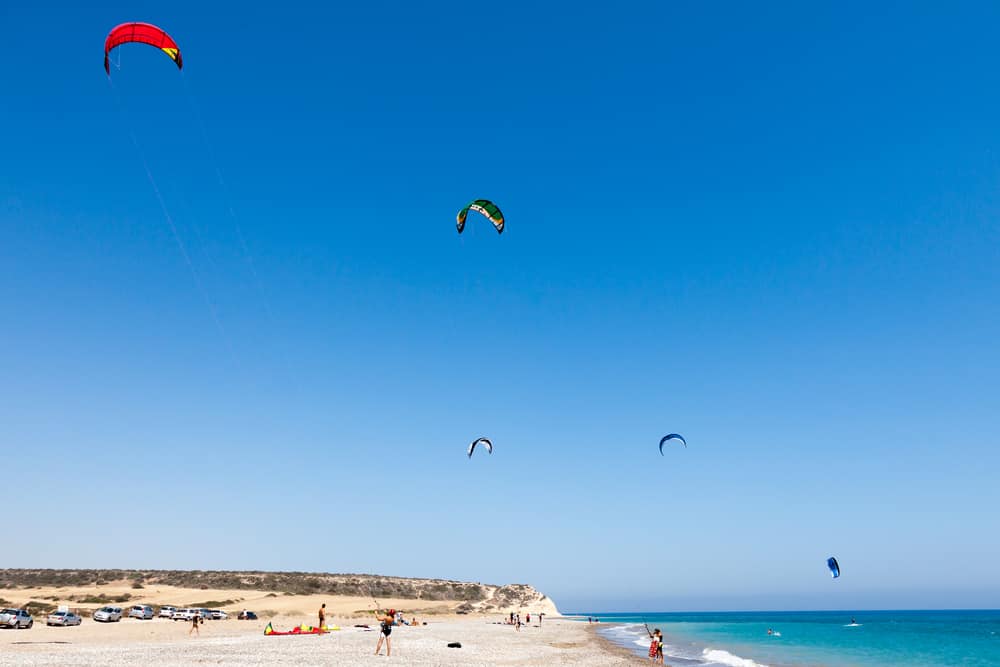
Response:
189,611,200,637
374,608,395,656
319,603,326,630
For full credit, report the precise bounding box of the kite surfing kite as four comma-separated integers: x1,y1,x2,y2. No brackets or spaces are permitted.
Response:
456,200,504,235
468,437,493,458
658,433,687,455
827,557,841,578
105,22,183,74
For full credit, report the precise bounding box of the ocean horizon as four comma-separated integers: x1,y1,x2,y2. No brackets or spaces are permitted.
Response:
572,609,1000,667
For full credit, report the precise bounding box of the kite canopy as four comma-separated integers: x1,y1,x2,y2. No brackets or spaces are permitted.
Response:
827,557,840,578
105,22,183,74
468,437,493,458
457,200,504,234
658,433,687,455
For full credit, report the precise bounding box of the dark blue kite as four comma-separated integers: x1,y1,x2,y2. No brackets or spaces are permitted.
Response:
827,557,840,578
659,433,687,455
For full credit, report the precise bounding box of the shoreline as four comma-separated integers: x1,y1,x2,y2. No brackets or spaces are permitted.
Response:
584,622,648,664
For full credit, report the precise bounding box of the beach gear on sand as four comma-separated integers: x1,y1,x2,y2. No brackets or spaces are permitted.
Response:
264,622,337,636
447,642,462,648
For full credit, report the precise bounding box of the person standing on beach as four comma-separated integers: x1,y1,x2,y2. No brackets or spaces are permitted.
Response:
647,628,662,662
189,612,200,637
374,608,394,656
319,603,326,630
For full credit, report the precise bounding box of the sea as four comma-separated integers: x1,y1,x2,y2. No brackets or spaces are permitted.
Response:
576,610,1000,667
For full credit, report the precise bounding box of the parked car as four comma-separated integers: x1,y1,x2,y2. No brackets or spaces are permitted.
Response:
197,609,214,620
237,610,257,620
46,611,83,626
171,608,198,621
158,606,177,619
92,606,123,623
210,610,228,620
128,605,154,620
0,608,33,629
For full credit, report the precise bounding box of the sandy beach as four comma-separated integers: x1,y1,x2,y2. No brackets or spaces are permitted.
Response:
0,574,638,665
0,615,640,666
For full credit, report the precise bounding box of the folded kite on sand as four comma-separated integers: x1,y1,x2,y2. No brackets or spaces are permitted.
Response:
264,622,339,636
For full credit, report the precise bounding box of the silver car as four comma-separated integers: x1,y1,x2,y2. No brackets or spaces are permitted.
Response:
92,606,123,622
46,611,82,626
0,608,33,629
159,606,177,619
128,605,154,620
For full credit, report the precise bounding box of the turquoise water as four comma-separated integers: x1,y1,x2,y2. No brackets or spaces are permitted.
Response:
576,610,1000,667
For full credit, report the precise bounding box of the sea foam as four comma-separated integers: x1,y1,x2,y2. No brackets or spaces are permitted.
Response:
702,648,769,667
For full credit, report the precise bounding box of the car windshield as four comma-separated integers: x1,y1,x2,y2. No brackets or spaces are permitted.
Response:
1,609,16,614
51,612,66,616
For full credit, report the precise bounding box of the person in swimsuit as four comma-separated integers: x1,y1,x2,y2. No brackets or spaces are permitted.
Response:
374,608,394,656
319,603,326,630
648,628,659,661
189,611,200,636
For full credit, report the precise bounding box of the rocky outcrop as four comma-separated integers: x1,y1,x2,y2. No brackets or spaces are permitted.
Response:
466,583,560,616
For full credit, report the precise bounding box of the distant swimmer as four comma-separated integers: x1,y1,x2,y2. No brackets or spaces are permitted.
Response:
851,617,856,624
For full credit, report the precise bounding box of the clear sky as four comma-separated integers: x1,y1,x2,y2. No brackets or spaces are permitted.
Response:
2,1,999,612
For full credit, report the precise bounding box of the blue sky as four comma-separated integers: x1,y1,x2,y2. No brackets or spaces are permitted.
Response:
2,1,999,611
